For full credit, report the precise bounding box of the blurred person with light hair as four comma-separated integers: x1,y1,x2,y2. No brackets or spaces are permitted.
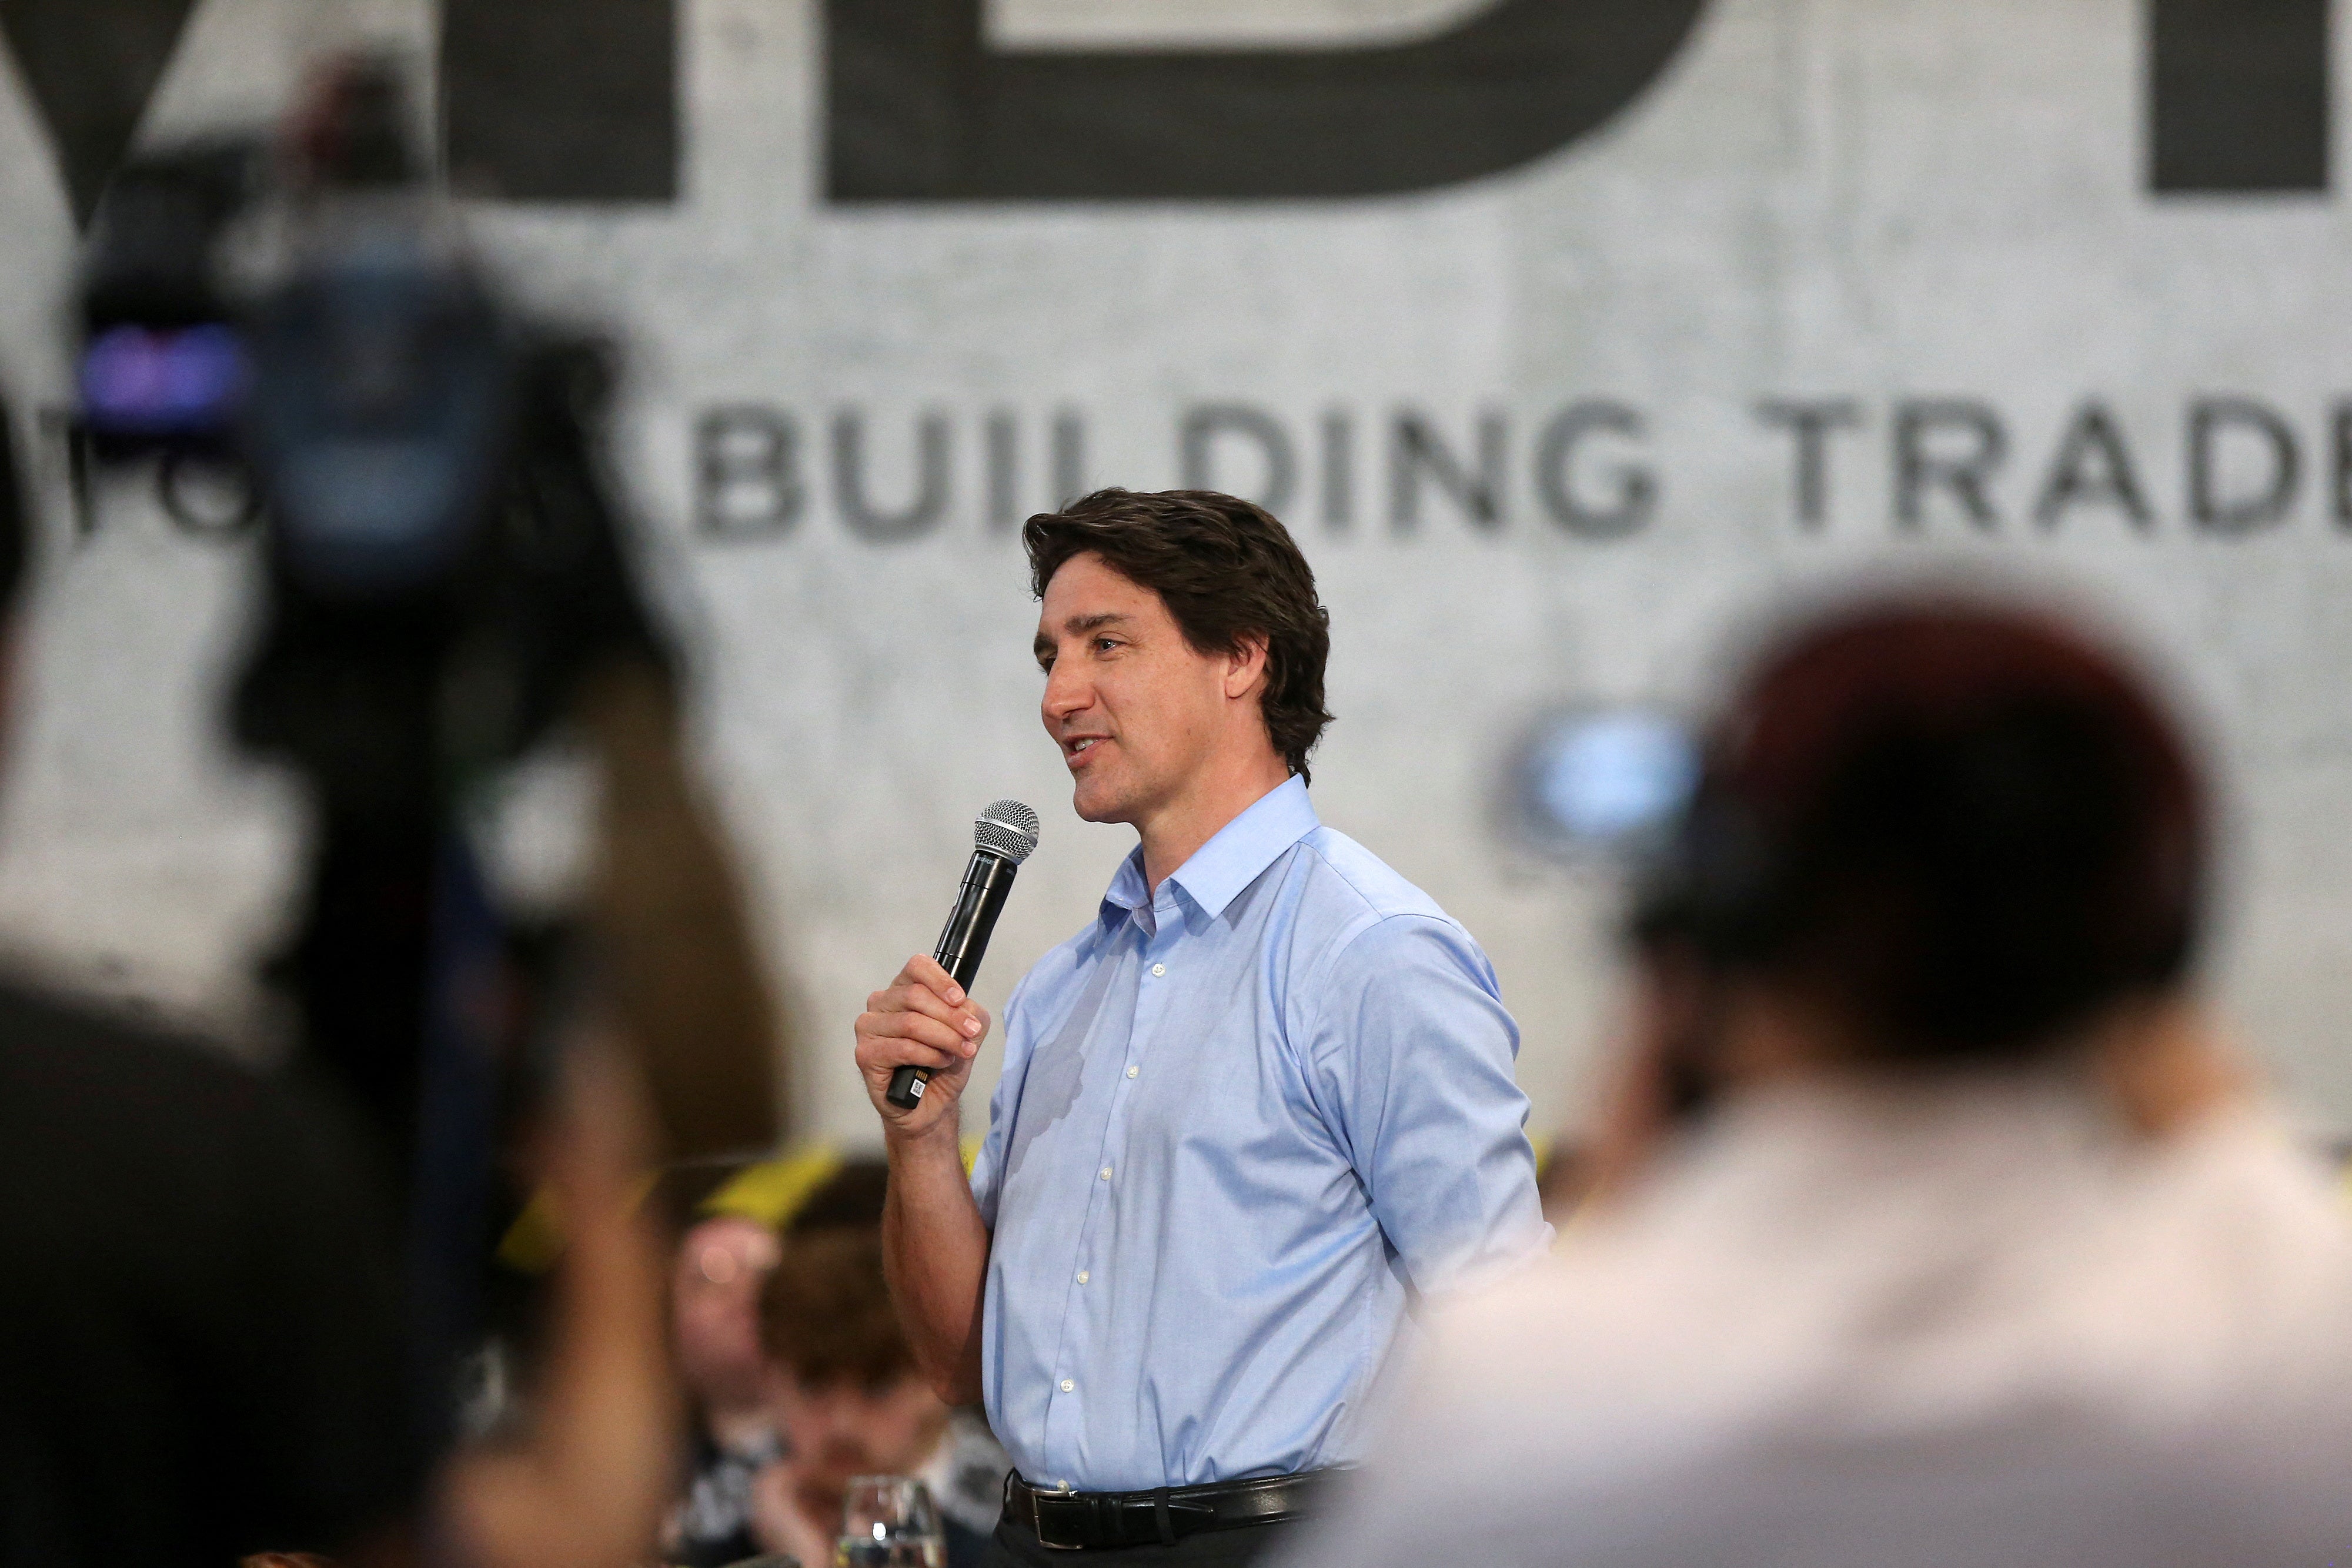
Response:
664,1214,786,1566
1282,596,2352,1568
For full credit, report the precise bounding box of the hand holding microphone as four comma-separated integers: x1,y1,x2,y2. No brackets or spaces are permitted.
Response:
855,800,1040,1130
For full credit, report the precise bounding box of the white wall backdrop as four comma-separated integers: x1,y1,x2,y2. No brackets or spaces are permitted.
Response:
3,0,2352,1145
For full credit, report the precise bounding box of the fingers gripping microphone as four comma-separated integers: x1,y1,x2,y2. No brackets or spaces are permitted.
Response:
886,799,1041,1110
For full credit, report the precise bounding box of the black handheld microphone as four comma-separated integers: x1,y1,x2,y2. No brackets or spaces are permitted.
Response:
886,798,1041,1110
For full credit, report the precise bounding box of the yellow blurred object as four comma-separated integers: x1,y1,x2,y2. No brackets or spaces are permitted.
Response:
699,1146,844,1229
500,1139,940,1271
496,1170,663,1275
498,1189,568,1275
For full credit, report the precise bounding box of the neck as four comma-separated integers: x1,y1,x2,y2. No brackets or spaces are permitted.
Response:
2089,994,2243,1138
1716,987,2239,1139
1135,748,1294,894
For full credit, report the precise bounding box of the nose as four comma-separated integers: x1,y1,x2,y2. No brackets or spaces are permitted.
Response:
1042,654,1091,727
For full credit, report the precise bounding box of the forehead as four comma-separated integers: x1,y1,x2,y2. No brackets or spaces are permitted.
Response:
676,1215,780,1285
1037,551,1169,629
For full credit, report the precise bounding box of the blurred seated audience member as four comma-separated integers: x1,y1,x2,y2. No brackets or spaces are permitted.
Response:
664,1215,786,1566
748,1162,1008,1568
1281,596,2352,1568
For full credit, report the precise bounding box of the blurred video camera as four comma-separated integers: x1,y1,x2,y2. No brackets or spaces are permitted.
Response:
75,57,663,811
71,58,712,1446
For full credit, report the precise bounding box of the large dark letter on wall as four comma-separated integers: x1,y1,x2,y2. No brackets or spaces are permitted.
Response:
442,0,677,201
827,0,1712,200
2150,0,2328,192
0,0,199,223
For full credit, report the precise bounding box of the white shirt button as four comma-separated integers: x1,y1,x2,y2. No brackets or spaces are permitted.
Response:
1127,1065,1139,1078
1077,1271,1090,1283
1151,963,1166,977
1099,1165,1113,1180
1060,1379,1075,1392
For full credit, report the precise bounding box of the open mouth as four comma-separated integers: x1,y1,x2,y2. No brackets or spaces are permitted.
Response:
1064,735,1107,764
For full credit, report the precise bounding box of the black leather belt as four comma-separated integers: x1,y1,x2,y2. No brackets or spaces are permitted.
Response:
1003,1469,1329,1551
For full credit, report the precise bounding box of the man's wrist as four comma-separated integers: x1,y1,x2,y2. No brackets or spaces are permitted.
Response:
882,1109,964,1163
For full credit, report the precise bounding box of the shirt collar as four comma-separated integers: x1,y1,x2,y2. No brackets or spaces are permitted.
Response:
1098,775,1319,922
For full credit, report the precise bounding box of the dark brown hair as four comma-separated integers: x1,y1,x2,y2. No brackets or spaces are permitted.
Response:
1638,597,2204,1063
1023,489,1334,781
757,1163,911,1389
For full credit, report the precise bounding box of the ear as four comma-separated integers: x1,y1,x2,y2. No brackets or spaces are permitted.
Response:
1223,635,1270,701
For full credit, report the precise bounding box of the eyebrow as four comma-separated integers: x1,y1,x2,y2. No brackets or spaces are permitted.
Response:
1035,612,1133,658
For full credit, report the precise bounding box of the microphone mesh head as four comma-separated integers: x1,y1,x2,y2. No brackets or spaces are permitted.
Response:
974,799,1042,864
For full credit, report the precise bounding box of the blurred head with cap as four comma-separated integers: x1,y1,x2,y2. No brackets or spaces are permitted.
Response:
671,1213,783,1437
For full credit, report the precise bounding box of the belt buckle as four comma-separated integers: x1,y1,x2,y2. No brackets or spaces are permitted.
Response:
1030,1482,1090,1552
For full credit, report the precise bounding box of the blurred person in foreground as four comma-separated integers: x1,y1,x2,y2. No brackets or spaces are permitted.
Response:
744,1162,1007,1568
664,1215,786,1566
0,413,406,1565
1282,596,2352,1568
855,490,1551,1563
0,384,679,1562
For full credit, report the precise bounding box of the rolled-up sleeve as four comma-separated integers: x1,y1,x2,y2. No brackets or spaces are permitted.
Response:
1305,914,1553,1295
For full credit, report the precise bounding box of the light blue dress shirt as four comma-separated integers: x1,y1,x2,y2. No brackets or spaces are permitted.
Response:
968,776,1552,1493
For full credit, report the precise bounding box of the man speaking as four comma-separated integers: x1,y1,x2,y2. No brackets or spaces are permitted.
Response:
854,489,1551,1565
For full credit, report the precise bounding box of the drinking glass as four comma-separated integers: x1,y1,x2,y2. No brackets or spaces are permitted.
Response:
834,1475,946,1568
